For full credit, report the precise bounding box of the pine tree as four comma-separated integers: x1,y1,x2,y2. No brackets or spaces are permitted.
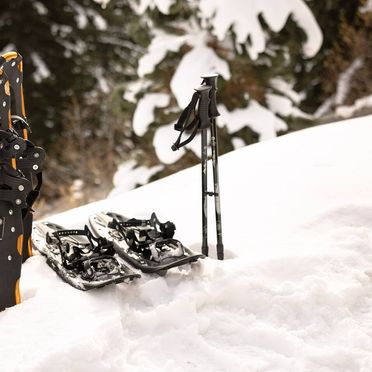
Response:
123,0,324,180
0,0,141,145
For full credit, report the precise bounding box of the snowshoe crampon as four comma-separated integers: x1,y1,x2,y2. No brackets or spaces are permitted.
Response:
32,222,140,290
89,212,204,275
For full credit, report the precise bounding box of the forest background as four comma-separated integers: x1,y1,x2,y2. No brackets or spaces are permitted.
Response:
1,0,371,215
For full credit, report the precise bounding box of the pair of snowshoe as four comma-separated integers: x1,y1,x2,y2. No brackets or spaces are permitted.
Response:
0,52,46,311
32,211,204,290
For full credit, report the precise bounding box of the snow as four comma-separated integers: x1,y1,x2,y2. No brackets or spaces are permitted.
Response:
315,58,365,118
153,123,203,164
132,93,170,136
136,0,175,15
33,1,48,16
198,0,323,59
266,93,312,119
170,41,231,108
137,32,188,78
218,100,287,140
361,0,372,13
30,52,51,83
334,58,363,105
335,95,372,118
109,160,164,196
123,80,151,104
3,115,372,370
270,77,304,105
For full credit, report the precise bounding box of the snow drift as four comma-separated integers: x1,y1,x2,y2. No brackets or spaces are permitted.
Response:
2,115,372,371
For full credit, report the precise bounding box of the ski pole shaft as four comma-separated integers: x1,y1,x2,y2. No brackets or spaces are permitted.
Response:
210,120,224,260
201,73,224,260
201,128,209,256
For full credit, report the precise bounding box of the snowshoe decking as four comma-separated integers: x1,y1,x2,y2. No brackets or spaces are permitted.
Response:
1,51,45,262
32,222,140,291
89,212,204,275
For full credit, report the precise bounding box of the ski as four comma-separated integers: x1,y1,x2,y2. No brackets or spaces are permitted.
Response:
89,212,204,276
32,222,140,291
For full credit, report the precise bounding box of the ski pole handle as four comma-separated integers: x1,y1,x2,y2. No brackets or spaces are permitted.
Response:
195,85,211,130
201,73,220,118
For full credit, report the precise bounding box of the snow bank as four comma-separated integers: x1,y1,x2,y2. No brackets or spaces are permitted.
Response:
2,115,372,371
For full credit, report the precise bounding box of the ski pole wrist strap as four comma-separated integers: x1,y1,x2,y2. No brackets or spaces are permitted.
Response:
172,92,200,151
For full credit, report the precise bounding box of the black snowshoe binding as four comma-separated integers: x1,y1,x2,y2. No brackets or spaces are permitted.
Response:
1,52,46,262
32,222,140,290
89,212,204,275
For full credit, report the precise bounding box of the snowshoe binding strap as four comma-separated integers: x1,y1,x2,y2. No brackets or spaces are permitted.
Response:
108,213,183,262
46,225,116,269
109,212,176,241
171,85,212,151
0,163,31,207
0,129,27,159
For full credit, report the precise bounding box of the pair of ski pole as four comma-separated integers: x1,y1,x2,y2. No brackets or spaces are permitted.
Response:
172,74,224,260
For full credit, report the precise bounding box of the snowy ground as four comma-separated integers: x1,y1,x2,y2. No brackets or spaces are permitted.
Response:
2,115,372,371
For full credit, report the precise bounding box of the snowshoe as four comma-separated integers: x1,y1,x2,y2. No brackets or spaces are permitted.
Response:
0,162,32,310
89,212,204,275
1,52,46,262
32,222,140,291
0,64,33,310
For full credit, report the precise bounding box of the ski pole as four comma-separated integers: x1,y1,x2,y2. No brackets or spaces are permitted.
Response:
201,74,224,260
195,85,212,256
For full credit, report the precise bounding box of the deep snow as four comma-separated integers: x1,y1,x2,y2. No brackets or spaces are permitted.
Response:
2,115,372,371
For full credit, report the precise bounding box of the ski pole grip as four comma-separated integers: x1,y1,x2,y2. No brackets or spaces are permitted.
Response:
195,85,211,130
201,73,220,118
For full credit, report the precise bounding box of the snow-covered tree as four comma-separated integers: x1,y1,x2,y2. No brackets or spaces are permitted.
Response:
0,0,141,144
124,0,324,180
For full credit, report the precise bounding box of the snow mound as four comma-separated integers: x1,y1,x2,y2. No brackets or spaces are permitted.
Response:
2,115,372,371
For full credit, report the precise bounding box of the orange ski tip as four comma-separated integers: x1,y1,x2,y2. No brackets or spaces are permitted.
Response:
15,279,21,305
17,235,23,256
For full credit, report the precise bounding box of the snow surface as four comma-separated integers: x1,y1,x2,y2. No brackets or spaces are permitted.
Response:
3,115,372,371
